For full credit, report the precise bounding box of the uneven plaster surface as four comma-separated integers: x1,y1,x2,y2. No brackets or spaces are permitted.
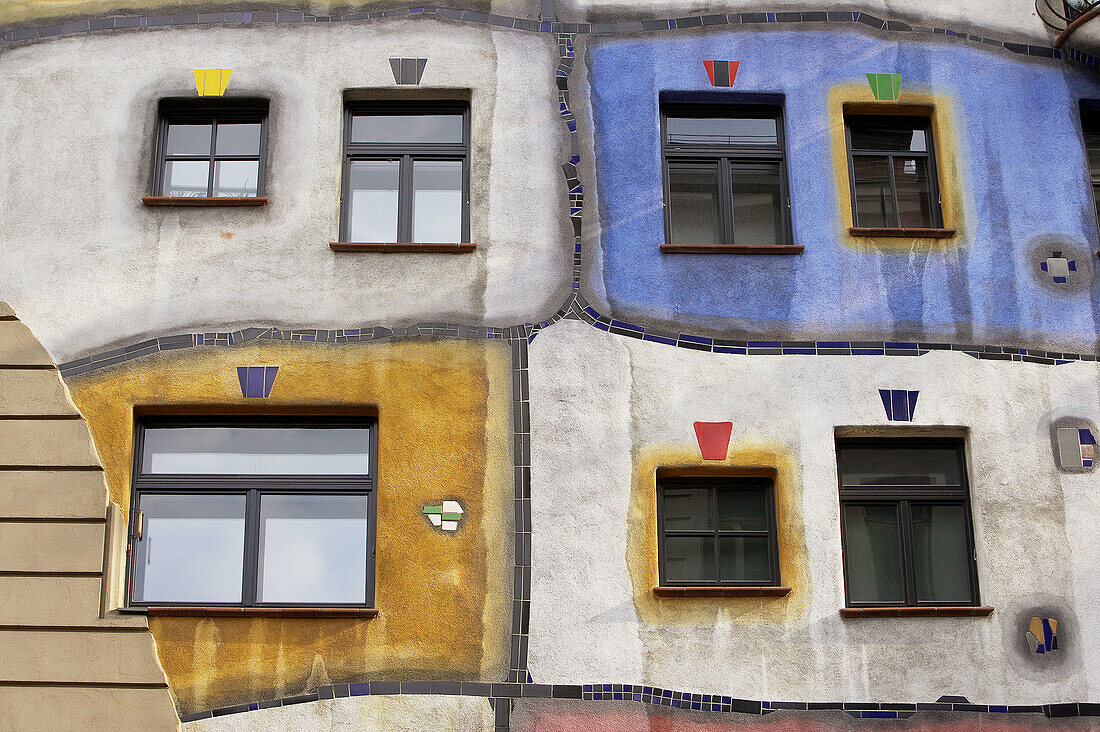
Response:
66,339,513,715
0,19,568,364
589,30,1100,351
527,320,1099,705
181,694,494,731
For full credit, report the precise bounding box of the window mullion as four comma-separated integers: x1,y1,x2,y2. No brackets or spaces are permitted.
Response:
399,154,414,242
206,120,218,197
718,158,735,245
242,488,261,606
886,154,901,228
898,500,917,606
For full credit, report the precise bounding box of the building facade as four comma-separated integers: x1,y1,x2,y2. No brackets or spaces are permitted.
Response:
0,0,1097,730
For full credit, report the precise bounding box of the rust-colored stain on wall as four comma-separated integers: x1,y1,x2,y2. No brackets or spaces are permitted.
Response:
627,442,811,626
67,340,512,715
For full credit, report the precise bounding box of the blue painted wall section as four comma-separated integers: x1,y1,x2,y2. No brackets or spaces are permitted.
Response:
590,30,1100,351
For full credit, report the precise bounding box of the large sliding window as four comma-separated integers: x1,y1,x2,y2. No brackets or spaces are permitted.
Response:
339,101,469,244
128,418,376,608
836,438,979,608
660,104,792,249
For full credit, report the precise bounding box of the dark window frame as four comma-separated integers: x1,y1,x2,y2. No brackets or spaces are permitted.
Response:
339,100,471,243
843,114,944,229
1079,104,1100,235
835,437,980,608
659,102,793,247
656,476,781,587
125,415,378,609
154,98,269,198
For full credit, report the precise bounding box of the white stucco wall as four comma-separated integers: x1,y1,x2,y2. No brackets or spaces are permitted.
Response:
527,320,1099,704
0,19,568,363
558,0,1059,46
182,694,494,731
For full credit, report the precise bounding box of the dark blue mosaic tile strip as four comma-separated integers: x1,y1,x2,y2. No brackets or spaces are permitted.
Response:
567,293,1096,367
507,332,533,684
1,7,1093,72
183,678,1097,721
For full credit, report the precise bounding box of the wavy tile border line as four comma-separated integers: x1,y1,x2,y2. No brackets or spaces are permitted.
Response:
177,678,1100,722
1,7,1095,73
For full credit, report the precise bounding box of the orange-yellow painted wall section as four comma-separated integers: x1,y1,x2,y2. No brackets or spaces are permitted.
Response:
627,442,811,625
829,85,969,252
66,340,512,715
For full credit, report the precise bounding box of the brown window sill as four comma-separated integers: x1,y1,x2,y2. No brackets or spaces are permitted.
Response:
848,227,956,239
653,586,792,598
144,606,379,618
142,196,268,207
840,606,993,618
330,242,477,253
659,244,804,255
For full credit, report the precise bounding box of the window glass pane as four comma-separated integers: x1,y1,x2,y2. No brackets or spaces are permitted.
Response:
716,488,768,531
668,163,721,245
893,157,934,228
164,160,210,197
132,494,245,603
1085,134,1100,184
213,160,259,197
911,504,972,603
664,536,716,582
851,157,894,228
215,123,262,156
731,162,784,246
166,124,212,156
850,124,927,152
666,117,777,146
838,446,960,486
142,427,370,475
413,160,463,243
350,114,463,144
719,536,771,583
349,160,400,242
258,495,368,604
842,503,905,604
662,487,712,530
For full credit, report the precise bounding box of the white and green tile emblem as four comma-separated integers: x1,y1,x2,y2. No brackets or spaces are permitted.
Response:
423,500,465,531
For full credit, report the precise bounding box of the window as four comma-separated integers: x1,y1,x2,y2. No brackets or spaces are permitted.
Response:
1080,108,1100,228
656,476,780,586
660,104,792,248
154,100,268,198
339,102,469,243
836,438,979,608
844,115,942,229
128,418,376,607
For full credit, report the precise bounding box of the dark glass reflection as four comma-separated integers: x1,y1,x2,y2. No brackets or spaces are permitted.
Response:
142,427,370,475
350,114,463,144
838,447,960,486
668,163,720,244
719,536,770,582
731,162,783,246
662,487,712,530
850,125,927,152
852,157,894,228
132,494,245,603
912,504,971,602
893,157,934,228
665,536,716,582
666,117,778,147
842,503,904,603
716,488,767,531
